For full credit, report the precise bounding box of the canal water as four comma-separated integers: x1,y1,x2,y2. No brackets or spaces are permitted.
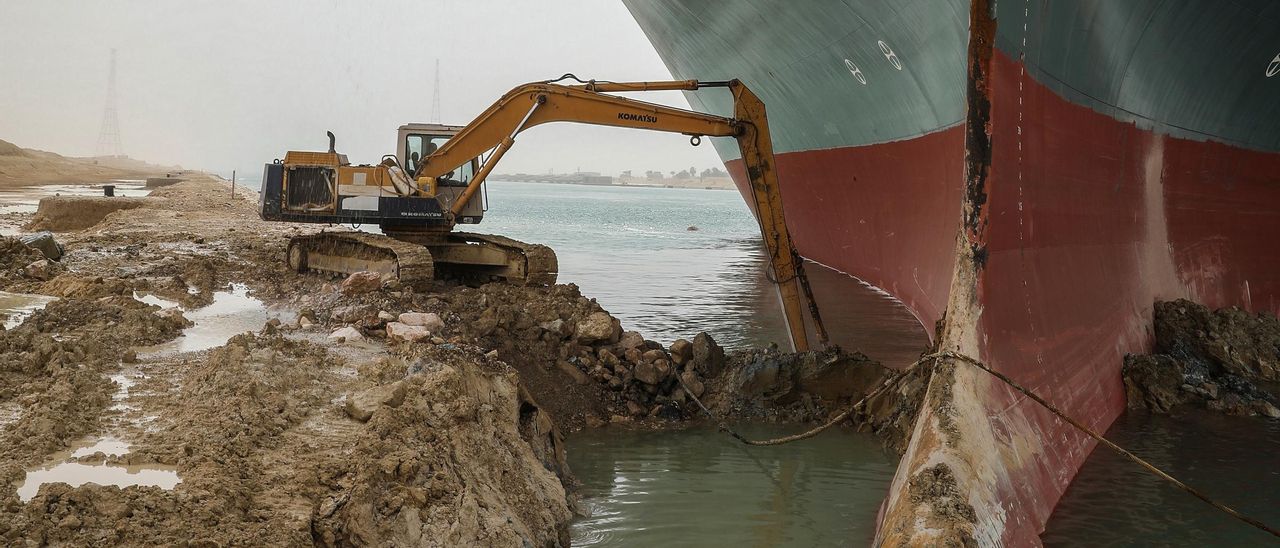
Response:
566,424,896,547
470,181,1278,546
1042,410,1280,546
476,180,931,365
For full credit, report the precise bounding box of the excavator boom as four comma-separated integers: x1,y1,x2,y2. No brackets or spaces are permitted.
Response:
414,77,827,352
261,76,826,351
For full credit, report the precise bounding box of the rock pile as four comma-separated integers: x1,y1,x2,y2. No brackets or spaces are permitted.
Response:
1124,299,1280,418
294,275,729,426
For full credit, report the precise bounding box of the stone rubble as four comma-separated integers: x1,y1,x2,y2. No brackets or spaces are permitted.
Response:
1123,299,1280,418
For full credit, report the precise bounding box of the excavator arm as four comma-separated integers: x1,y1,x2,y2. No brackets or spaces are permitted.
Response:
416,77,828,352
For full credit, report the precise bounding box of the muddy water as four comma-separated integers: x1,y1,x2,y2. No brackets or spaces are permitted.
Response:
138,283,292,354
567,424,896,546
0,290,57,329
1042,410,1280,546
15,437,180,502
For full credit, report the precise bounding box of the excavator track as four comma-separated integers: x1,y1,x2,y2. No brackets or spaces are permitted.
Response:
286,232,435,288
449,232,558,286
286,231,556,287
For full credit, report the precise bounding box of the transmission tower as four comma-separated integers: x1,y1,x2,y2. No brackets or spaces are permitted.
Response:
429,59,442,124
96,49,123,158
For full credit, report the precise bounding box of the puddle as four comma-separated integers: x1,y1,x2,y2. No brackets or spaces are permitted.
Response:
138,283,292,355
14,435,180,502
109,373,137,411
0,290,58,329
70,437,131,458
132,291,180,309
16,462,180,502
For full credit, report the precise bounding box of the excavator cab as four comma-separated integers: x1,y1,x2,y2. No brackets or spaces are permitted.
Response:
395,124,483,224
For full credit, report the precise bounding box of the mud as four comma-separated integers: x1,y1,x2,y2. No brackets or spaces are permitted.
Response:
27,196,148,232
907,463,978,545
1123,299,1280,418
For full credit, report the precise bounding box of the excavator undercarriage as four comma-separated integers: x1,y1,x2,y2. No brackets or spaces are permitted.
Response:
284,230,556,288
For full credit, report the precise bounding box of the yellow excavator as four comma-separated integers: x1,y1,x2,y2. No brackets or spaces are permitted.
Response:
258,76,828,351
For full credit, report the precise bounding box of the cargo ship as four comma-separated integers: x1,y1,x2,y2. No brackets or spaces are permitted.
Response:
625,0,1280,545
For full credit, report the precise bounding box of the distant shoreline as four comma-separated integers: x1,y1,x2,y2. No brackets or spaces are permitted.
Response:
490,177,737,191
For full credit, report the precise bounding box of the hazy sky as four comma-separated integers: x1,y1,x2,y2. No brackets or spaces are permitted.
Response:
0,1,722,177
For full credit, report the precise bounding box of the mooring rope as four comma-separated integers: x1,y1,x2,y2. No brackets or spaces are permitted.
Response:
680,350,1280,539
678,363,906,447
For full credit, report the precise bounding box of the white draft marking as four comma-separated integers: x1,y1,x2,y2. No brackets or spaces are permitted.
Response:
1267,54,1280,78
844,59,867,85
877,40,903,71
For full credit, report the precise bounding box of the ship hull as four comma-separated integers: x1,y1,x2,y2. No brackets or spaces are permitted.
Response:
627,0,1280,545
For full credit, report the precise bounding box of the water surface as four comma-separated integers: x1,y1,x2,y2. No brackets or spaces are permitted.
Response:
138,283,290,355
1043,410,1280,546
567,424,896,547
15,436,180,502
476,181,930,361
0,290,57,329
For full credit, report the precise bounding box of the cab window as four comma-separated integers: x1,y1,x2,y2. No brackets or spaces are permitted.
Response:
404,134,424,176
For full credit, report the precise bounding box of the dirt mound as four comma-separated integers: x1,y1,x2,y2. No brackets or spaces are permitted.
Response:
26,197,148,232
0,331,572,546
0,140,27,157
0,296,188,482
1123,299,1280,417
0,237,47,284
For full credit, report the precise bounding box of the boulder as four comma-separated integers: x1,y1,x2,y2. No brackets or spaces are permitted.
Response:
540,318,572,339
618,331,645,351
344,381,408,422
339,271,382,295
23,259,57,280
598,348,620,368
19,231,63,260
623,348,643,364
669,338,692,365
331,304,380,326
398,312,444,332
575,311,618,344
386,322,431,343
297,316,314,329
641,349,666,363
1121,354,1190,413
328,326,365,343
692,332,726,376
654,360,673,383
634,361,661,386
680,370,706,398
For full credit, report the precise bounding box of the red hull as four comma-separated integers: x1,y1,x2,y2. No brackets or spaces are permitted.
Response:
731,48,1280,546
726,127,967,336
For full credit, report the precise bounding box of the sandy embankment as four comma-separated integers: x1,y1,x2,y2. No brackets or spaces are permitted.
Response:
0,139,177,188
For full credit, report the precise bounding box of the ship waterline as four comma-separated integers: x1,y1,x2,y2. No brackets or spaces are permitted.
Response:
626,0,1280,545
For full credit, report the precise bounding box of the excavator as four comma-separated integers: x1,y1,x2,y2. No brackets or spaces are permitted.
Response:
258,76,828,351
